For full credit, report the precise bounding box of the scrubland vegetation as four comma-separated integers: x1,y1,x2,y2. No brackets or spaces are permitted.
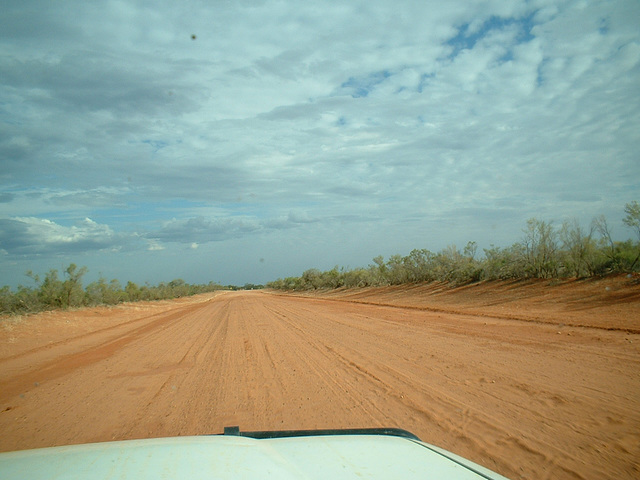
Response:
2,202,638,313
268,202,640,290
0,265,222,315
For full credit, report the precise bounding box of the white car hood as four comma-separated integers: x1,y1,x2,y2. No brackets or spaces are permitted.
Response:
0,433,510,479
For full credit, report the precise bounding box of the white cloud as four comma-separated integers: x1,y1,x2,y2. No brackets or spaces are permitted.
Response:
0,217,133,255
0,0,638,286
147,240,165,251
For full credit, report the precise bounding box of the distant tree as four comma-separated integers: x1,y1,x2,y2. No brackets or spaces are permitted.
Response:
340,268,373,287
484,243,528,279
623,201,640,270
16,285,41,312
108,279,126,303
168,278,188,297
85,277,125,305
370,256,389,285
521,218,559,278
403,249,436,282
385,255,410,284
592,215,622,273
301,269,323,289
559,220,594,278
285,276,304,290
85,277,107,305
125,281,141,301
320,267,343,288
62,263,88,308
624,201,640,239
0,286,15,314
38,269,65,308
430,243,481,284
432,245,460,282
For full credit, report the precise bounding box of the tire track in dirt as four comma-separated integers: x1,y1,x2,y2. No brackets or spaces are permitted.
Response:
0,301,213,400
260,297,524,474
258,293,640,479
1,291,639,480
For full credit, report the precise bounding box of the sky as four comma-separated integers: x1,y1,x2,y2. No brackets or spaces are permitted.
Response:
1,0,639,288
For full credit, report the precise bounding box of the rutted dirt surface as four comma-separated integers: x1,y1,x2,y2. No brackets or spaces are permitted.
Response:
1,277,639,479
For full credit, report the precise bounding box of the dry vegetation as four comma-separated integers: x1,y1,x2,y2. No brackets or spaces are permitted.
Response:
269,205,640,291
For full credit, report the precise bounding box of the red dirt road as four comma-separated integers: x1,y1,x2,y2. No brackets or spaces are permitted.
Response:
1,280,639,479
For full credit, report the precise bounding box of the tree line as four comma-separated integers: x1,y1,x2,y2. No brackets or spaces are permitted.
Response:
0,264,223,315
267,202,640,291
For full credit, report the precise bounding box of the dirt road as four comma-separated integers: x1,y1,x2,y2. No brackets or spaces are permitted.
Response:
1,287,639,479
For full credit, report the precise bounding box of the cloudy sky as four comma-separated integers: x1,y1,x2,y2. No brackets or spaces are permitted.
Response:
1,0,639,288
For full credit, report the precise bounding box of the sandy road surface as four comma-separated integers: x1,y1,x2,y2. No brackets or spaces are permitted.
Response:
1,289,639,479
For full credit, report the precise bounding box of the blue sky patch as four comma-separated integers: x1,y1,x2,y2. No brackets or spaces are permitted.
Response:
341,70,392,98
142,139,168,153
446,14,536,60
